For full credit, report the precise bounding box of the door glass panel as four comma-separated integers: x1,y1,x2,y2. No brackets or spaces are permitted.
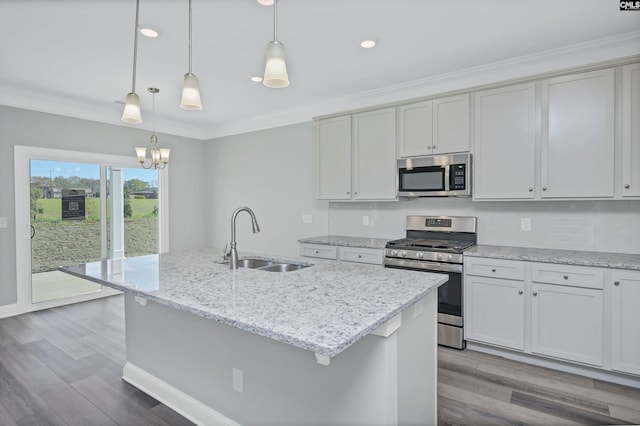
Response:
30,160,102,303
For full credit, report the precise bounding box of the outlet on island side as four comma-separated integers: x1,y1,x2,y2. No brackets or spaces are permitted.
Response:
362,215,369,226
521,218,531,232
232,368,243,393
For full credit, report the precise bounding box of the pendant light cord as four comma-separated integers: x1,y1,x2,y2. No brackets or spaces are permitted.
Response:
273,0,278,41
131,0,140,92
188,0,193,74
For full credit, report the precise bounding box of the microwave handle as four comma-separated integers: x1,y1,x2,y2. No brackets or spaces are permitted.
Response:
444,164,451,191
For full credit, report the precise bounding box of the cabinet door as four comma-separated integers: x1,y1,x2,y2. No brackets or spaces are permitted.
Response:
433,94,469,155
531,283,603,366
474,84,536,199
353,108,397,200
541,69,615,198
397,101,433,158
622,64,640,197
465,275,525,350
317,116,352,200
611,270,640,376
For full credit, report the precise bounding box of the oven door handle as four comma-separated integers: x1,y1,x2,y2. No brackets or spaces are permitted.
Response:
384,258,462,273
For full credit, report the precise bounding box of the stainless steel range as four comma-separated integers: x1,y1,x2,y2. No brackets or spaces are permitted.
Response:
384,216,477,349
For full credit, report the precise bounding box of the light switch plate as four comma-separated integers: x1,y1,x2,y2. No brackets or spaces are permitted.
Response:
0,217,7,228
302,214,313,224
521,218,531,232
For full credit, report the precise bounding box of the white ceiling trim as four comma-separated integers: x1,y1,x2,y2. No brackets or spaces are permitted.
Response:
1,31,639,142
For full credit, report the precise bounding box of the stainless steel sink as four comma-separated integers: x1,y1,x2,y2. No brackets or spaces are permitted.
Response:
236,258,275,268
233,257,312,272
256,263,310,272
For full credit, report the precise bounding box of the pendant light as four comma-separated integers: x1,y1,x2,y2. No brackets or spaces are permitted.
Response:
180,0,203,110
136,88,170,169
263,0,289,88
121,0,142,124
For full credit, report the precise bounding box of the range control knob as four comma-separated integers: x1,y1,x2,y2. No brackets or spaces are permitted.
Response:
447,254,453,261
416,252,424,259
390,249,398,256
437,254,443,260
401,251,407,257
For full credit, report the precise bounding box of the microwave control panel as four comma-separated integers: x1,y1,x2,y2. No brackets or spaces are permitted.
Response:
450,164,466,190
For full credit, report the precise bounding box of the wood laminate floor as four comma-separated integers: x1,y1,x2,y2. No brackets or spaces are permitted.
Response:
0,295,638,425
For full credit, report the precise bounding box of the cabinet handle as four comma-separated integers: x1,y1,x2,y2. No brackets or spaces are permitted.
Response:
315,250,319,254
347,191,350,195
563,275,569,280
433,145,436,149
533,291,538,296
625,184,630,189
528,187,533,192
518,290,523,295
614,281,620,286
358,255,362,259
491,268,496,272
542,187,547,191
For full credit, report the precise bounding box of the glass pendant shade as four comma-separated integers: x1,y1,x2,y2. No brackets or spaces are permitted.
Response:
135,146,147,162
121,92,142,124
263,41,289,88
180,73,203,110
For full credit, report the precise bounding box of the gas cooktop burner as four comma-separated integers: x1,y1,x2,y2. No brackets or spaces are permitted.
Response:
386,237,475,252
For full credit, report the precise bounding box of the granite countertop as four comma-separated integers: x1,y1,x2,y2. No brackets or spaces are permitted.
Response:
60,248,447,358
298,235,390,250
465,245,640,271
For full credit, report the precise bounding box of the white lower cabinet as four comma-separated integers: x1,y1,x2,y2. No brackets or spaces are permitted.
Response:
611,270,640,375
465,275,525,350
530,282,603,366
465,257,618,373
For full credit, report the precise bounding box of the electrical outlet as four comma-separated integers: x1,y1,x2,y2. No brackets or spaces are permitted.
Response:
302,214,313,224
0,217,7,228
232,368,243,393
521,218,531,232
362,215,369,226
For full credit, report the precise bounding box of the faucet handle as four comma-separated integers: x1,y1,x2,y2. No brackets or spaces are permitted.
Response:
222,243,230,260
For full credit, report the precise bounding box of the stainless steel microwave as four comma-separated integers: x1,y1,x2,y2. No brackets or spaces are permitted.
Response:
397,153,471,197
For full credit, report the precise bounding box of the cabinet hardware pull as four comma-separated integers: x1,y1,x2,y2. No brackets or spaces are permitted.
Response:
433,146,436,149
358,255,362,258
491,268,496,272
518,290,523,295
347,191,350,195
625,184,630,189
315,250,319,254
542,187,547,191
533,291,538,296
528,187,533,192
614,281,620,286
563,275,568,280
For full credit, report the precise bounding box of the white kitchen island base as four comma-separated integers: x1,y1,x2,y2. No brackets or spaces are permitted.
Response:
122,291,438,426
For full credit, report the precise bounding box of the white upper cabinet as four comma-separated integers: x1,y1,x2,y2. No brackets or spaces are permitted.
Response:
316,116,352,200
541,69,615,198
622,63,640,197
474,83,536,200
317,109,396,201
396,94,469,158
353,108,397,200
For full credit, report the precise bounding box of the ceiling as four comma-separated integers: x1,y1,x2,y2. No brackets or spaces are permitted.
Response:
1,0,639,140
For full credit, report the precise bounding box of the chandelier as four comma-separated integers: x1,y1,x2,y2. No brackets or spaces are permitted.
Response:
135,88,170,169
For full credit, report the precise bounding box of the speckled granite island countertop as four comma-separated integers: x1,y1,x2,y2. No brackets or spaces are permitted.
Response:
465,245,640,271
298,235,389,250
60,248,447,358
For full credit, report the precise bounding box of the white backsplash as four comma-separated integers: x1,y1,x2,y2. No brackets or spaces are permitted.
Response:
329,198,640,255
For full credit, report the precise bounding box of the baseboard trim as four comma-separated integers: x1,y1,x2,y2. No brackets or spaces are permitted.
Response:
122,362,241,426
467,342,640,389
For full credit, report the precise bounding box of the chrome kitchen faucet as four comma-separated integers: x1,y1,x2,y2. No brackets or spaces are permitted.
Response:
228,207,260,270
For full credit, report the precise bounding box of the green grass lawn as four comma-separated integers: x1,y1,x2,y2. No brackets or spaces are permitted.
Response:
33,198,158,222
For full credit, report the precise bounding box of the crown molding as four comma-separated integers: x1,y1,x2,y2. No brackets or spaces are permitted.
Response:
1,31,639,141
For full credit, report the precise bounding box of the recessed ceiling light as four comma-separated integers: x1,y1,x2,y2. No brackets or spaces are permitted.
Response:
250,75,263,83
257,0,274,5
139,25,160,38
360,40,376,49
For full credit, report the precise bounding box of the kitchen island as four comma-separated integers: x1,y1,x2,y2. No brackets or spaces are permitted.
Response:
61,248,448,425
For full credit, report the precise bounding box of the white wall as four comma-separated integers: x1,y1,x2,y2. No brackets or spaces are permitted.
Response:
205,122,329,257
0,106,208,306
206,122,640,256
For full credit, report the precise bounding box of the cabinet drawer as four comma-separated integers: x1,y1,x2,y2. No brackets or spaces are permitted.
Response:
464,257,525,280
531,263,603,289
339,247,384,265
300,244,338,260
